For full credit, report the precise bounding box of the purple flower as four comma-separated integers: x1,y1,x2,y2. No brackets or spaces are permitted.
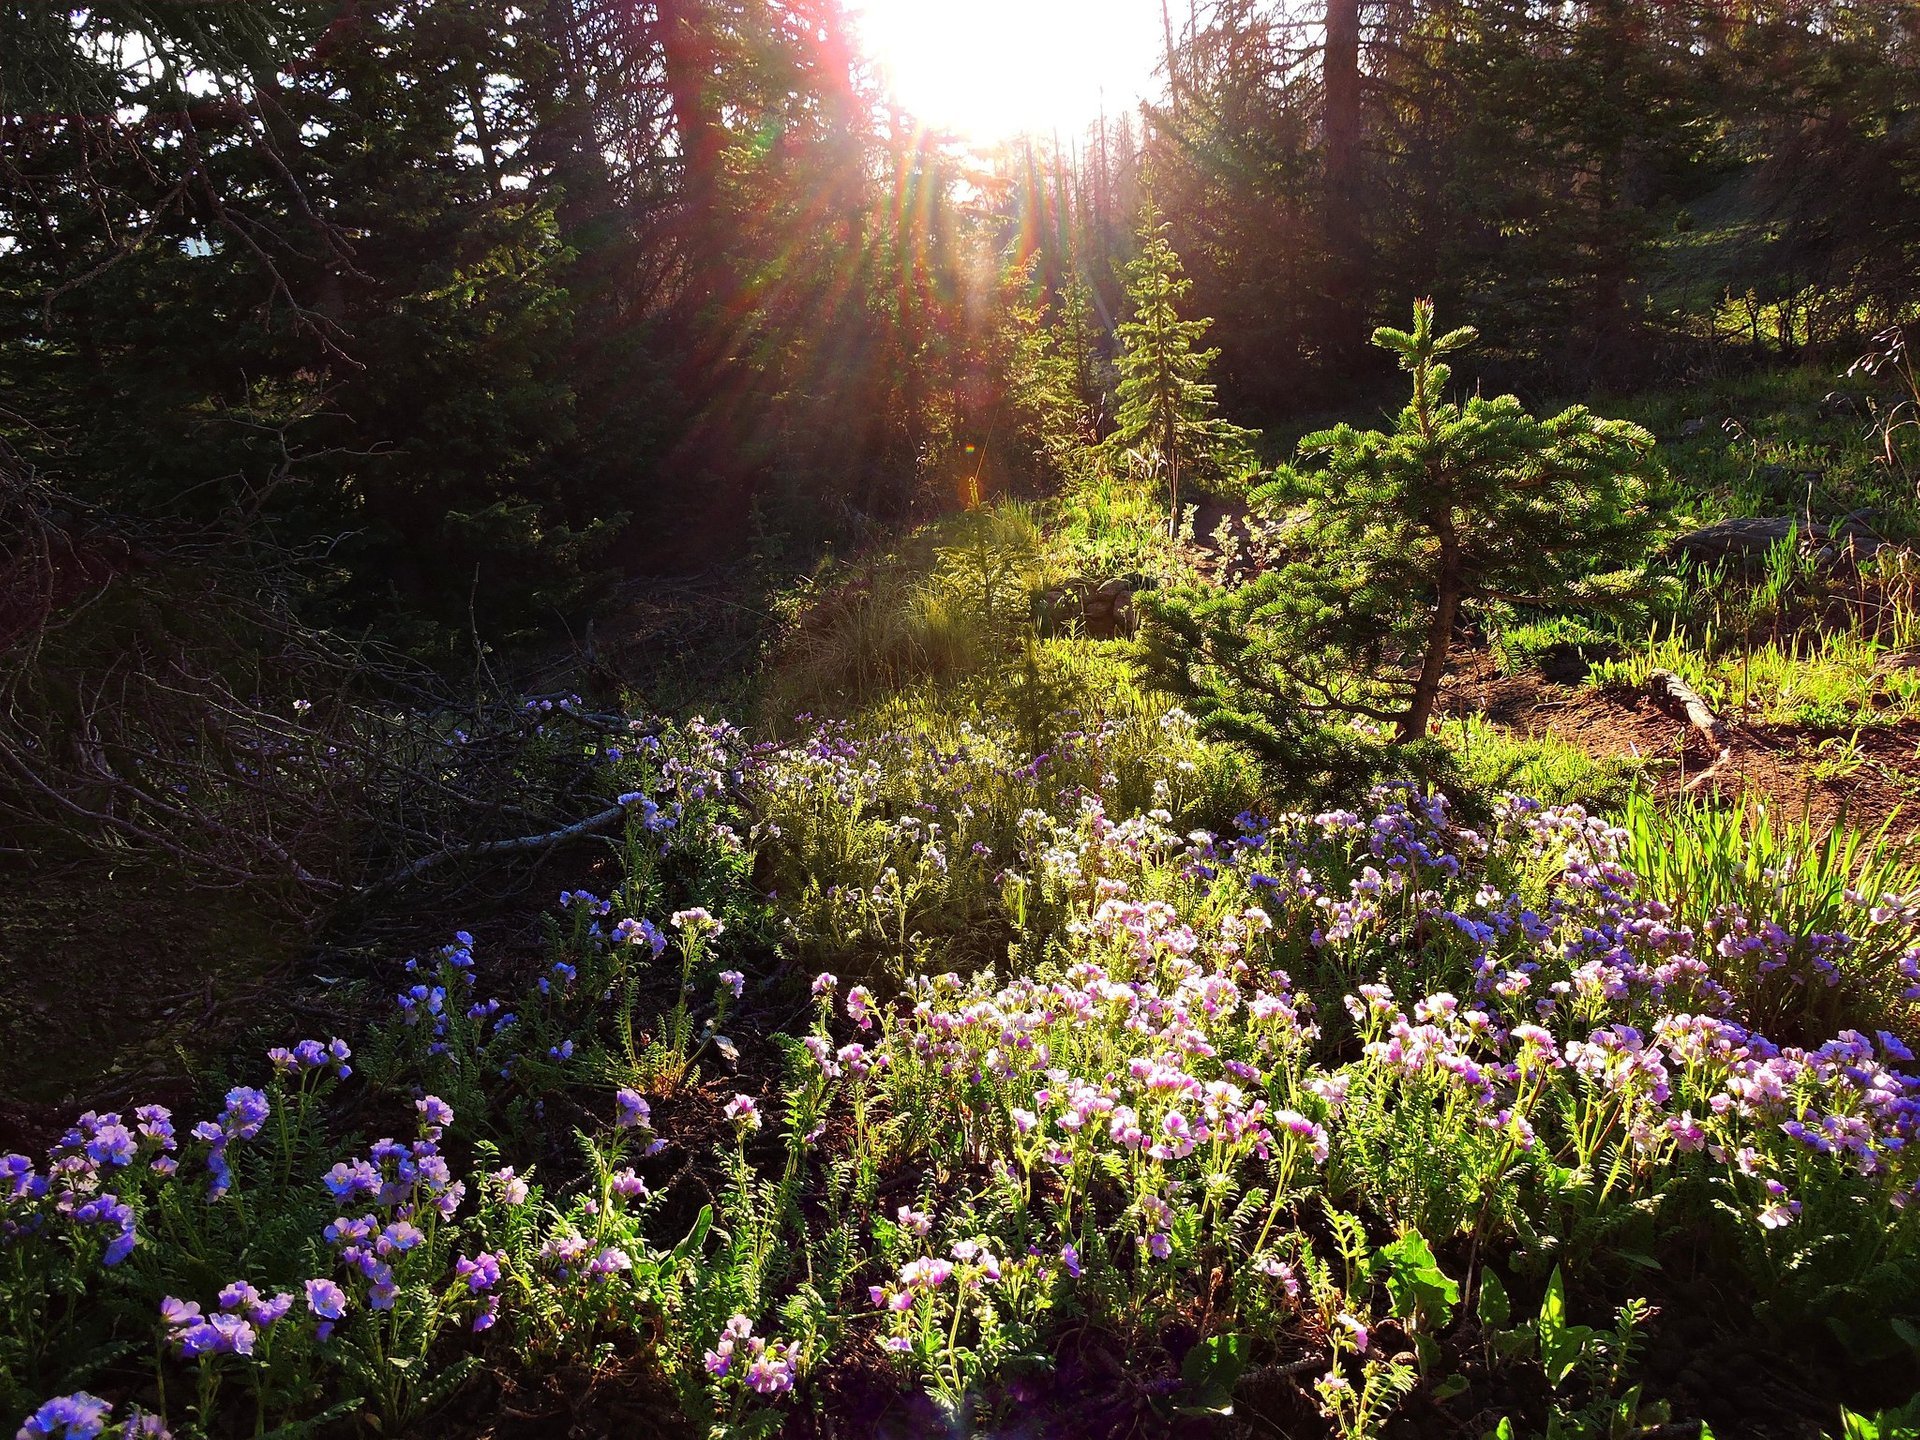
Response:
613,917,668,956
898,1256,953,1290
1060,1243,1082,1278
305,1278,348,1324
83,1124,136,1168
746,1350,796,1395
718,969,745,999
670,908,723,938
16,1392,112,1439
588,1247,633,1281
490,1167,530,1205
219,1088,270,1142
376,1221,424,1255
472,1295,500,1332
615,1089,651,1129
416,1096,453,1132
323,1159,381,1200
723,1094,761,1132
1337,1313,1370,1353
455,1252,502,1293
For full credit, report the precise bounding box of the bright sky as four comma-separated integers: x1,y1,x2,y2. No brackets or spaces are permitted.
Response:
851,0,1166,142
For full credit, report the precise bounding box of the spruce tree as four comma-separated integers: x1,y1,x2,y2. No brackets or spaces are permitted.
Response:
1139,300,1657,790
1107,203,1251,531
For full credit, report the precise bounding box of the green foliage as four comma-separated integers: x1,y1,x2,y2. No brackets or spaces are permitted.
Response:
1140,301,1657,798
1837,1393,1920,1440
1618,789,1920,1038
1106,203,1255,525
1493,615,1621,679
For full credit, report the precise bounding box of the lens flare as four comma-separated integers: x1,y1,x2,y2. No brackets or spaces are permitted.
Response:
852,0,1164,142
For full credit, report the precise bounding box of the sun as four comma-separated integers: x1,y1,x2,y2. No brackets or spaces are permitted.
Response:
851,0,1164,143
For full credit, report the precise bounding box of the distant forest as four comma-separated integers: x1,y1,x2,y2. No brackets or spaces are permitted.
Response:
4,2,1917,649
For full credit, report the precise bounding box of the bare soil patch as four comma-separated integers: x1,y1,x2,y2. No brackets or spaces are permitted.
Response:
1442,652,1920,848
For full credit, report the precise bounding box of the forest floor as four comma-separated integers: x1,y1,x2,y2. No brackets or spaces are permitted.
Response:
1440,653,1920,846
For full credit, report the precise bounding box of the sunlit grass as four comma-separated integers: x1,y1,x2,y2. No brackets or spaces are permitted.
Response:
1589,627,1920,730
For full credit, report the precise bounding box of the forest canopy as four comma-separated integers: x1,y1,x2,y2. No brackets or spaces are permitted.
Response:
5,2,1917,652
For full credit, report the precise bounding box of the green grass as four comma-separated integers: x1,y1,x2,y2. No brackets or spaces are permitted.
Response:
1590,628,1920,730
1619,788,1920,1039
1441,713,1652,812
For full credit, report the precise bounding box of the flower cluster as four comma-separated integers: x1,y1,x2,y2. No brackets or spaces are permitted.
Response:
703,1314,800,1396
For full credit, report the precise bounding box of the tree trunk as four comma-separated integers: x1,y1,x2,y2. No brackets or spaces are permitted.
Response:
1164,400,1180,539
1400,574,1457,742
657,0,727,301
1322,0,1366,363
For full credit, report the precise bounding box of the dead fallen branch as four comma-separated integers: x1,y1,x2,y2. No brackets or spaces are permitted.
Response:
1647,668,1732,792
370,802,629,890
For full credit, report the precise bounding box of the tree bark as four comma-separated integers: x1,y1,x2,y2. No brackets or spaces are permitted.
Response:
1401,573,1457,742
657,0,728,300
1322,0,1366,362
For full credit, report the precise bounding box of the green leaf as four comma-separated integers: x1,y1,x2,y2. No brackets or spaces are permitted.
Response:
1477,1268,1511,1329
1433,1372,1470,1402
1178,1333,1249,1415
1537,1266,1598,1390
671,1204,714,1265
1377,1230,1460,1325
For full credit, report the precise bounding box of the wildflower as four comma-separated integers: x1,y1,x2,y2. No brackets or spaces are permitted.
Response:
1143,1232,1172,1260
897,1206,932,1237
723,1094,762,1132
610,1168,648,1199
1060,1243,1082,1278
718,969,745,999
613,917,668,956
219,1087,271,1142
1336,1313,1370,1353
671,908,723,938
615,1089,651,1129
304,1278,347,1340
455,1252,502,1293
377,1221,424,1255
15,1393,112,1439
746,1349,796,1395
899,1256,953,1291
812,972,838,997
491,1167,530,1205
415,1096,454,1132
1758,1179,1802,1229
847,985,875,1030
1256,1256,1301,1298
588,1247,633,1281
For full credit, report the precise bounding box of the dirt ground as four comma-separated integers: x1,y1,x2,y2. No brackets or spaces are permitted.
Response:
1442,651,1920,848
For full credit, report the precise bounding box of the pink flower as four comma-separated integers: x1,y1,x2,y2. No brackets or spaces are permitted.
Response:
723,1095,762,1132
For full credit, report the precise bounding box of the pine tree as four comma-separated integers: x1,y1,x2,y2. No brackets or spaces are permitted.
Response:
1139,300,1657,790
1107,203,1251,532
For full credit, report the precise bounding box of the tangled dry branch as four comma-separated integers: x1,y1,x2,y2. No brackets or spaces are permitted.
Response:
0,463,651,922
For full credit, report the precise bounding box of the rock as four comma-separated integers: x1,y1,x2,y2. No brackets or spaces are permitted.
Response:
1680,417,1711,439
1666,515,1887,568
1032,575,1141,640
